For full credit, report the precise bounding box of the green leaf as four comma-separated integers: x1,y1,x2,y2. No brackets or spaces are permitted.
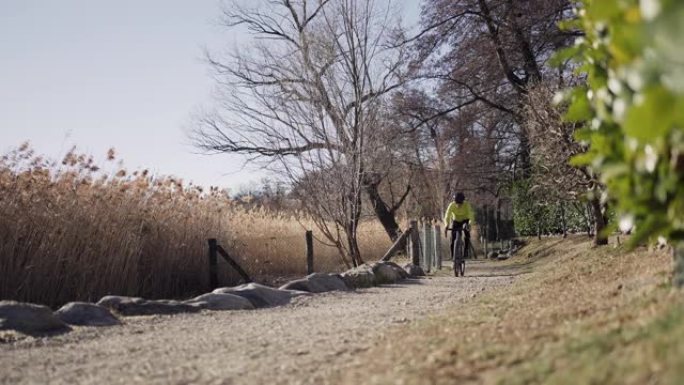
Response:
588,0,622,20
551,46,582,68
600,163,630,181
624,87,676,140
565,91,592,122
574,127,594,142
570,152,595,167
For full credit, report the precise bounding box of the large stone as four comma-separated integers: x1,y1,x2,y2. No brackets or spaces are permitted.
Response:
372,262,402,284
213,283,308,308
55,302,120,326
403,263,425,278
97,296,200,316
277,278,310,292
0,301,68,334
340,265,376,289
184,293,254,311
378,261,409,280
279,273,349,293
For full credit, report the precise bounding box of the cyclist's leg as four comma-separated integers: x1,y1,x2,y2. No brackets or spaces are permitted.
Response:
450,221,456,255
453,230,461,276
450,221,457,262
463,227,471,259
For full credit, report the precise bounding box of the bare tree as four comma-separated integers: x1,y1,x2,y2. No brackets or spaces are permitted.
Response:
403,0,575,181
193,0,408,266
525,83,608,245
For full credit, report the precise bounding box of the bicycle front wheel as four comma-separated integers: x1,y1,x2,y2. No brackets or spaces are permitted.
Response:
453,236,463,277
452,234,465,277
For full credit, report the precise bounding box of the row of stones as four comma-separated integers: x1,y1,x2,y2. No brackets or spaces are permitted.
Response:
0,261,424,336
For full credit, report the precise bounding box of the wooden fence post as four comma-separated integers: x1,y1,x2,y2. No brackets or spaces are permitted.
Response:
426,222,435,273
410,220,420,266
216,245,253,283
421,222,429,272
434,225,441,270
208,238,218,290
483,204,489,258
306,230,314,275
381,229,412,261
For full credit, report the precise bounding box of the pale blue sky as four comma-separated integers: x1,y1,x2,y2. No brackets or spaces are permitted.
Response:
0,0,420,190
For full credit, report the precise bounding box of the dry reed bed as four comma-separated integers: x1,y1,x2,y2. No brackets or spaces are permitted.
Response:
0,145,391,307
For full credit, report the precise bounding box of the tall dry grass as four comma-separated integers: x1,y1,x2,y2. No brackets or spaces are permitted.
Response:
0,144,391,307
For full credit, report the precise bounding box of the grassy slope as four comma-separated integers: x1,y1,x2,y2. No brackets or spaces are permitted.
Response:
338,236,683,385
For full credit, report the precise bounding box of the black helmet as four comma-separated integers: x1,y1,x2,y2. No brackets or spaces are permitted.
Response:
454,192,465,204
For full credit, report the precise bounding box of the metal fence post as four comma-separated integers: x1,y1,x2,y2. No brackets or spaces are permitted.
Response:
422,222,431,273
434,225,441,270
410,220,420,266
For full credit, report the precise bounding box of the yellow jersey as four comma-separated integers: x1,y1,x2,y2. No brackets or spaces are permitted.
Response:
443,201,475,227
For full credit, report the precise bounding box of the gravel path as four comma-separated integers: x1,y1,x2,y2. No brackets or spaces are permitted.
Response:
0,262,516,385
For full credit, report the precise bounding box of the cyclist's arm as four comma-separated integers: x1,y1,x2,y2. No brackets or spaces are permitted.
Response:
443,202,455,228
466,202,476,225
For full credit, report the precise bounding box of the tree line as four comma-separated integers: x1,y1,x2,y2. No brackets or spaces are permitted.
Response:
193,0,684,276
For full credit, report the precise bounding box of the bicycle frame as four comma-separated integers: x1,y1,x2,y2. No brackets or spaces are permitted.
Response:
447,223,468,276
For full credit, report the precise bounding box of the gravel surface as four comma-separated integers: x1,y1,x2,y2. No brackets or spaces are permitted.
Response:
0,262,514,385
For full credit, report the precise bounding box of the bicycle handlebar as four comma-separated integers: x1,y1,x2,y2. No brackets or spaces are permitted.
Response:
446,223,470,231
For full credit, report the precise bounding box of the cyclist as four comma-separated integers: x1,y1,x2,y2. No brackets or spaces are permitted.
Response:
443,192,475,260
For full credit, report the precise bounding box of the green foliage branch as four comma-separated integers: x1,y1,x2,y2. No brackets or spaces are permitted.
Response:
559,0,684,248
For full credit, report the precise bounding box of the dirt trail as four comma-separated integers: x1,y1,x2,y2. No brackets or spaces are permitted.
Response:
0,262,518,385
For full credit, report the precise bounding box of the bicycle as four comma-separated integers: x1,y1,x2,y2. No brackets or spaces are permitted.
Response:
448,221,470,277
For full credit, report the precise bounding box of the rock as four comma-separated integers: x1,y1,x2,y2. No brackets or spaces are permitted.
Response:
277,278,310,292
340,265,376,289
97,296,200,316
487,251,499,259
372,262,402,284
279,273,349,293
0,301,68,334
55,302,120,326
213,283,308,308
379,261,409,279
403,264,425,278
184,293,254,311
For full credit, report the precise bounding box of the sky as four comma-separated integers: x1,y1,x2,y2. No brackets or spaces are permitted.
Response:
0,0,421,191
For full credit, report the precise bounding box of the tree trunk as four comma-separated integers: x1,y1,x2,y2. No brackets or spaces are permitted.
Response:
536,216,542,240
364,182,401,241
517,134,533,179
590,197,608,246
673,242,684,288
495,196,502,242
585,202,593,237
483,204,490,243
346,225,363,267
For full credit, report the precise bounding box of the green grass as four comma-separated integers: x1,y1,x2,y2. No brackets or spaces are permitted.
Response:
505,299,684,385
337,236,681,385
